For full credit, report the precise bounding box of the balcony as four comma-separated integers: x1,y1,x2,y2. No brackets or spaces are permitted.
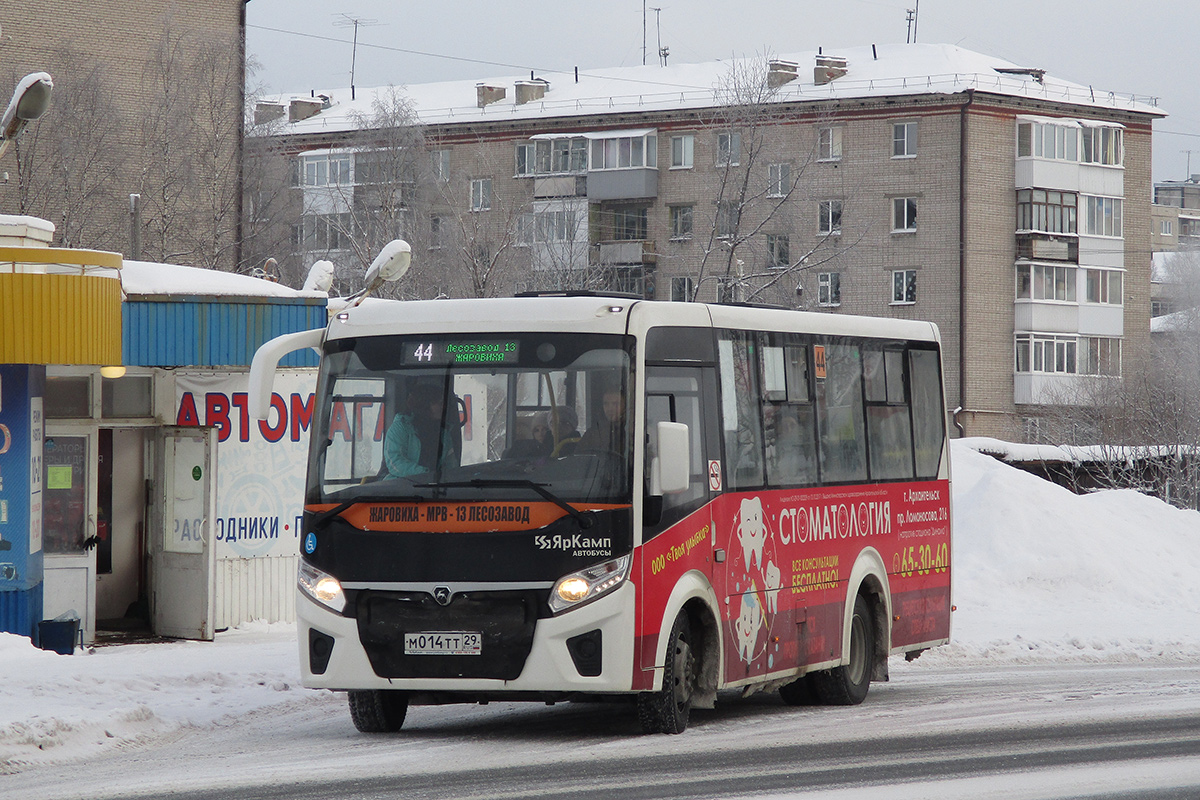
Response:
593,239,657,266
1016,233,1077,263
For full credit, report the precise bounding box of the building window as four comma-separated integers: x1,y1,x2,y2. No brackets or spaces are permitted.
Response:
768,163,790,197
669,205,693,240
431,149,451,181
517,138,587,175
1016,263,1077,302
1017,121,1080,161
671,276,694,302
1081,125,1122,166
892,197,917,232
891,269,916,304
818,272,841,307
766,234,790,268
612,206,648,240
717,131,741,166
670,134,694,168
818,126,843,161
892,121,917,158
1017,189,1078,234
1084,268,1123,305
590,132,657,171
299,213,353,251
300,153,352,187
716,201,740,238
429,215,444,249
1161,220,1174,236
1080,337,1121,375
1083,196,1123,237
470,178,492,211
818,200,842,235
1015,334,1078,374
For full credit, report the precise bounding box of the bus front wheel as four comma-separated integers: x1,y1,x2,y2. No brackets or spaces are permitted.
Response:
637,612,696,734
348,689,409,732
812,594,874,706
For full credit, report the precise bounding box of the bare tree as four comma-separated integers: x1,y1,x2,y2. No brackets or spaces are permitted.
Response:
6,51,128,251
685,55,868,306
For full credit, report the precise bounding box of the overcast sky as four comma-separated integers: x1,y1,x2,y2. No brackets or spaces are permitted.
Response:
246,0,1199,184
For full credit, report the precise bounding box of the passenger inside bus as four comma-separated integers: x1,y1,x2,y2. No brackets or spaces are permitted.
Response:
505,413,553,459
549,406,581,457
383,382,460,478
578,386,626,453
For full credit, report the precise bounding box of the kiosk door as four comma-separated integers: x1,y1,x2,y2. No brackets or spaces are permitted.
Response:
151,427,216,640
42,430,98,644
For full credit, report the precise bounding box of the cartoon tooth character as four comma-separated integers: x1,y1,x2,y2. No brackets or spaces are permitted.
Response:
733,585,764,662
763,560,781,614
736,496,767,570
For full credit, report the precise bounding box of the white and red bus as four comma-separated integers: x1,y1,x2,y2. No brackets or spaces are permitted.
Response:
252,294,951,734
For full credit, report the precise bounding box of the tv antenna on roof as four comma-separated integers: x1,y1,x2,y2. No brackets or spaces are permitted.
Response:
905,0,920,43
333,14,381,100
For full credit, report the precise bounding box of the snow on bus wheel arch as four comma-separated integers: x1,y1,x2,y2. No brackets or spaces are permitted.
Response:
842,546,892,684
650,570,721,709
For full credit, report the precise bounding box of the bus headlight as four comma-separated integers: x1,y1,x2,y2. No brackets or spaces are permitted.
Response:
549,554,631,615
299,559,346,614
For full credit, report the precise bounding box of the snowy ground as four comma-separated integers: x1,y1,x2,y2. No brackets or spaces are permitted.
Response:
3,441,1199,781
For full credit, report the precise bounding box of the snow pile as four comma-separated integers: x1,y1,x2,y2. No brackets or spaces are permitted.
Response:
2,442,1199,773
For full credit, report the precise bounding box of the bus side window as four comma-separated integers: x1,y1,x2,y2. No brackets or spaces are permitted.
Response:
815,342,867,484
718,333,765,489
762,341,817,486
864,348,915,480
909,348,946,478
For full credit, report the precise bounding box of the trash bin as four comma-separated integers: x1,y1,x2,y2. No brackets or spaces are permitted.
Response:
38,617,81,655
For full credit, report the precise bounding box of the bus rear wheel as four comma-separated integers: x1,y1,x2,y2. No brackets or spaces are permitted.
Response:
348,689,409,732
637,612,696,734
812,594,874,706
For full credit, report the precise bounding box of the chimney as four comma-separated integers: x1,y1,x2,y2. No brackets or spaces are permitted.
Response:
515,78,550,105
767,59,799,88
814,54,848,86
477,83,507,108
289,98,323,122
254,102,285,125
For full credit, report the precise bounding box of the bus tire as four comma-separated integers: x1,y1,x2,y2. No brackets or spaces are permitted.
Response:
778,673,818,706
812,594,874,706
636,612,696,734
348,689,409,733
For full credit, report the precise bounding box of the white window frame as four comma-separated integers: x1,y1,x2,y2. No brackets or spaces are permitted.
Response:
1161,220,1174,236
670,276,694,302
717,131,741,167
670,134,694,169
892,197,917,233
669,205,694,240
818,200,843,235
589,133,657,171
892,121,918,159
1083,195,1123,237
1083,268,1123,306
1016,263,1078,303
431,149,451,182
891,269,917,305
1015,334,1079,374
470,178,492,212
818,126,843,161
429,215,445,249
768,163,790,198
818,272,841,307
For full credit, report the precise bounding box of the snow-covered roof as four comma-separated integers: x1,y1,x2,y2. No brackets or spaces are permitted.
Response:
262,43,1165,139
118,260,327,300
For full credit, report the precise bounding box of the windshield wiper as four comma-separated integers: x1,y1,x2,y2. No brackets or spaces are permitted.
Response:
413,479,595,529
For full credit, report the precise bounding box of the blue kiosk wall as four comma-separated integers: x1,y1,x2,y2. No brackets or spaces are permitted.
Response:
0,365,45,638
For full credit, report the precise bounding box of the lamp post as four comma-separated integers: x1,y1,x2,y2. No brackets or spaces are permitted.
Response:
0,72,53,161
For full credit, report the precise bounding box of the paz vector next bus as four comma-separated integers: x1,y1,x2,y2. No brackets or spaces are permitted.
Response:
251,293,952,734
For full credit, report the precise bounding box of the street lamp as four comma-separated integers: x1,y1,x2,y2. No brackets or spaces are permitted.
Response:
0,72,53,160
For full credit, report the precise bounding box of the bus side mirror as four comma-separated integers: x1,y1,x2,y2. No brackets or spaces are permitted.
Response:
650,421,690,496
249,328,326,419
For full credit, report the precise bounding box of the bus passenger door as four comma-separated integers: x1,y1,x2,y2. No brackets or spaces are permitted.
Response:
639,366,720,672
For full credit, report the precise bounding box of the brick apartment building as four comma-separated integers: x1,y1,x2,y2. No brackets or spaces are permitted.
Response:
255,43,1162,440
0,1,246,269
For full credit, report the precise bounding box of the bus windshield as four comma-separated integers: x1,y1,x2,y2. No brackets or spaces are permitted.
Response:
307,332,634,507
